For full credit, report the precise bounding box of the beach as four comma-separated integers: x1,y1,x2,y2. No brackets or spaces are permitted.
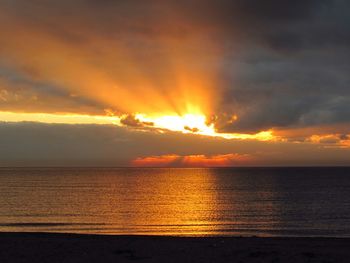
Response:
0,233,349,263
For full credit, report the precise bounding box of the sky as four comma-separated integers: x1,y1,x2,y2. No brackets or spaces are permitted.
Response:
0,0,349,167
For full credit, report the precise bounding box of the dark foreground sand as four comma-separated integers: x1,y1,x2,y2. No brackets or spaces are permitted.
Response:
0,233,350,263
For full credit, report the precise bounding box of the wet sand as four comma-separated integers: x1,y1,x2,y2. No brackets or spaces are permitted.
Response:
0,233,349,263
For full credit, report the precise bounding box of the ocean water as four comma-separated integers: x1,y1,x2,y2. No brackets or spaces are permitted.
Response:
0,167,349,237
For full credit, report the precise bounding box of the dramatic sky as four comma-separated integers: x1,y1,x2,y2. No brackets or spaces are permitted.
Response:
0,0,349,166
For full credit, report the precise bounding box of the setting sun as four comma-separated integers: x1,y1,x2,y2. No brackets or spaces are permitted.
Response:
135,113,213,134
135,112,275,141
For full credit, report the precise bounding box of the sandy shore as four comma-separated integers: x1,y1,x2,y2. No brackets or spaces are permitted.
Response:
0,233,349,263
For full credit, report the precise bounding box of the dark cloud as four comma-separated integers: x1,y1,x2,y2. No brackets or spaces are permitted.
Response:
319,137,340,144
184,126,199,133
216,50,350,133
120,114,154,127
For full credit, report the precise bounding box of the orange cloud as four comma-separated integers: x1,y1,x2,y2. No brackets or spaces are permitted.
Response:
308,134,350,148
273,125,350,148
132,153,252,167
132,154,180,167
182,153,251,167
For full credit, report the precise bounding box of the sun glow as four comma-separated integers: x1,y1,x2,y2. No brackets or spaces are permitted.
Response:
135,113,214,134
135,112,274,141
0,110,275,141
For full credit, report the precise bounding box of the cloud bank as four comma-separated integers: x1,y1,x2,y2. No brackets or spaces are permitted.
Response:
0,122,349,166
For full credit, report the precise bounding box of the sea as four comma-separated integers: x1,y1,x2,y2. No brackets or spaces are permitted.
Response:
0,167,349,237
